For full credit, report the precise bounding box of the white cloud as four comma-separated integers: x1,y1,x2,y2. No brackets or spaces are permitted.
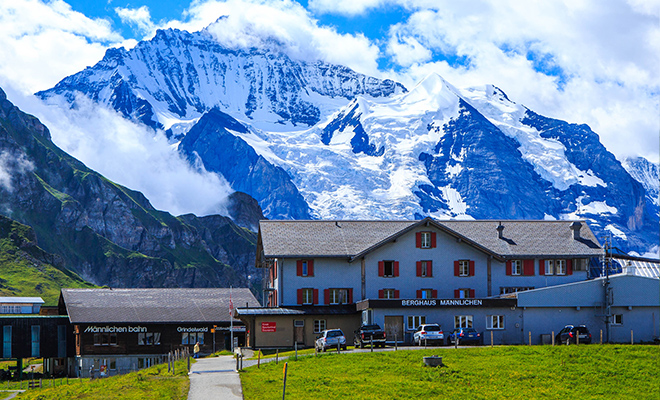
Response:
0,151,34,192
172,0,382,75
0,0,129,94
115,6,157,38
4,88,234,217
308,0,387,15
381,0,660,162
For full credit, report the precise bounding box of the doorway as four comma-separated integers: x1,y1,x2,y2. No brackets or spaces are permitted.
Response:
384,316,404,343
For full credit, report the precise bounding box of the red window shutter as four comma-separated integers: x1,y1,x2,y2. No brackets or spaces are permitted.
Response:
566,259,573,275
432,289,438,298
431,232,437,248
378,289,384,299
506,261,512,275
523,259,535,276
394,290,400,299
274,289,278,306
394,261,400,277
469,289,475,298
313,289,319,305
416,232,422,248
416,290,422,299
428,261,433,277
296,260,302,276
454,261,460,276
469,261,475,276
454,289,460,298
378,261,384,277
539,259,545,275
348,288,353,304
324,289,330,305
416,261,422,277
308,260,314,277
297,289,303,305
274,260,277,279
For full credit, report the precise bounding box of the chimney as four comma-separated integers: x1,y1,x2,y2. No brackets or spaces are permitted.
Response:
570,221,582,240
496,223,504,239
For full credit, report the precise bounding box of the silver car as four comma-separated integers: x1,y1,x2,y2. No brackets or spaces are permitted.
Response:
315,329,347,352
413,324,445,345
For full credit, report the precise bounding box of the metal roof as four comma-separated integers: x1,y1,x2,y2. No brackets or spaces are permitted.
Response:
258,218,603,260
0,297,44,304
61,288,260,324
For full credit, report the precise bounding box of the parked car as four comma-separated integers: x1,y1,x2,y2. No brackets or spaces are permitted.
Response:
315,329,347,352
354,324,386,348
448,328,482,345
413,324,445,346
555,325,592,344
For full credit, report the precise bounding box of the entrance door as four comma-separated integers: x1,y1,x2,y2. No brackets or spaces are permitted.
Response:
384,316,404,343
294,320,304,345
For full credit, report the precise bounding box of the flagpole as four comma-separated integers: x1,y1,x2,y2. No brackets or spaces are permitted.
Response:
230,286,234,352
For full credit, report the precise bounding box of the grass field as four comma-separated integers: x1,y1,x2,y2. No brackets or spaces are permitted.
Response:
5,359,191,400
241,345,659,399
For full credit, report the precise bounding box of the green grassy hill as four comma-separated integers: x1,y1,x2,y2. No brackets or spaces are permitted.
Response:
0,215,96,305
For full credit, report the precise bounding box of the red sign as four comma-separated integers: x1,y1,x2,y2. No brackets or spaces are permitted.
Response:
261,322,277,332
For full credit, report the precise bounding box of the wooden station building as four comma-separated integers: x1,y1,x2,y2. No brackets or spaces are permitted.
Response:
59,288,259,377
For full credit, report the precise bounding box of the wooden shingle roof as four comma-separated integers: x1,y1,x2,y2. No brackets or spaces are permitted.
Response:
61,288,259,324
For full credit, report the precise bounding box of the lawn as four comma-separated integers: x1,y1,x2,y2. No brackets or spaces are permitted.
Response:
240,345,659,399
8,359,190,400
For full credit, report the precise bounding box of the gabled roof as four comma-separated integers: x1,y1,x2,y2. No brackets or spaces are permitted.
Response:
258,218,603,261
61,288,259,324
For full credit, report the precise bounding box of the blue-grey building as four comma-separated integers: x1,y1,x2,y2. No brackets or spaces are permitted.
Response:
239,218,659,348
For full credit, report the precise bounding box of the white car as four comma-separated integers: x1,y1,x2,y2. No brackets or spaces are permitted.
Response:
315,329,347,352
413,324,445,345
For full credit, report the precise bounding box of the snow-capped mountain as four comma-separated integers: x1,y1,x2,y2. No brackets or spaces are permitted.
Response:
37,27,405,132
36,25,659,256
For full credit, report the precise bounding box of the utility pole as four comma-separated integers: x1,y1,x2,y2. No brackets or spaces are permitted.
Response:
601,236,612,343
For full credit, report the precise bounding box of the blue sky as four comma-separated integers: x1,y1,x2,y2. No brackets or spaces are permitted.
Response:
0,0,658,164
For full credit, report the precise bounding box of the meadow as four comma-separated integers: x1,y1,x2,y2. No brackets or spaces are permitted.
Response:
241,345,659,399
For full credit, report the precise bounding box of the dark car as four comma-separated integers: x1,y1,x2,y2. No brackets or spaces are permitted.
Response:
448,327,482,345
354,324,386,348
556,325,592,344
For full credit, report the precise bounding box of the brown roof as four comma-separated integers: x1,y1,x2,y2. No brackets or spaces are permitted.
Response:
61,288,259,324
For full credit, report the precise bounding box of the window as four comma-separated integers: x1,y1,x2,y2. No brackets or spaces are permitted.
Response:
612,314,623,325
379,288,398,299
302,288,314,305
417,289,436,299
408,315,426,330
544,260,555,275
459,261,469,276
138,357,157,369
421,232,431,248
1,305,21,314
487,315,504,330
455,315,473,328
455,288,474,299
500,286,534,295
511,260,522,275
417,260,433,277
378,260,399,277
182,332,204,345
31,325,40,358
3,326,11,358
314,320,326,333
328,288,350,305
416,232,436,248
94,332,119,346
296,259,314,277
455,260,474,277
138,332,161,345
573,258,587,271
556,260,566,275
